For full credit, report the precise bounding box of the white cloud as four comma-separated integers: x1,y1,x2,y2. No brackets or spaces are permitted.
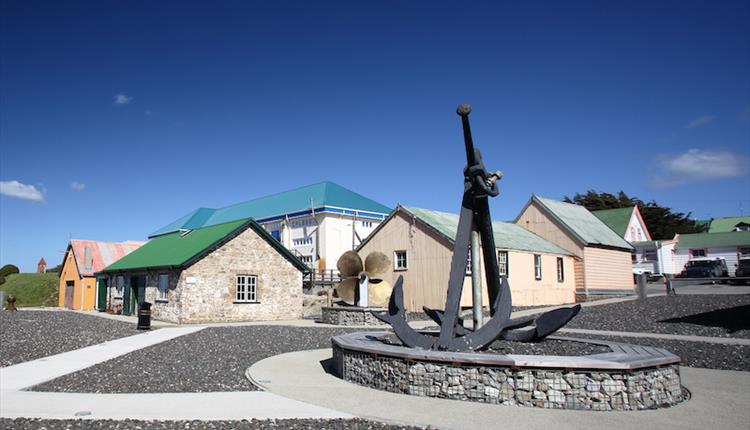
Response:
652,149,750,188
70,181,86,191
113,93,133,105
686,115,715,129
0,180,45,202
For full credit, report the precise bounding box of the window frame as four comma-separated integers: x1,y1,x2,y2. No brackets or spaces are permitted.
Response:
690,249,707,258
234,274,259,304
157,273,169,302
738,247,750,258
556,257,564,283
534,254,542,280
496,250,509,277
394,250,408,271
114,275,125,298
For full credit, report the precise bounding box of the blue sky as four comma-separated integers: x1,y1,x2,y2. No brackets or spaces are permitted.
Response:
1,0,749,271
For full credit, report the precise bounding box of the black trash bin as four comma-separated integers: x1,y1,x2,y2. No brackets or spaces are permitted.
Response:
137,302,152,330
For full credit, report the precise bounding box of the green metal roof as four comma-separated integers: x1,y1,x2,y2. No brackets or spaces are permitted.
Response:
591,207,634,237
707,216,750,233
675,231,750,250
400,206,573,256
150,181,391,238
103,219,309,273
531,196,633,250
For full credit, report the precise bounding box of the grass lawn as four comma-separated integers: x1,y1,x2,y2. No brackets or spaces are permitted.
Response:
0,273,59,307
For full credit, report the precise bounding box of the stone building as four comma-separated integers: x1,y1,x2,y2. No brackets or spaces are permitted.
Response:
99,218,309,323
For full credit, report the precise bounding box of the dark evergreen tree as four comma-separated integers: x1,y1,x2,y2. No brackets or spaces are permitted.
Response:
563,190,706,240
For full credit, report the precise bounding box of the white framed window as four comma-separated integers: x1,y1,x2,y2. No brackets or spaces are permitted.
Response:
158,274,169,301
361,220,373,228
739,247,750,257
394,250,408,271
292,237,313,246
534,254,542,280
497,250,509,277
115,276,125,298
644,250,657,261
235,274,258,303
556,257,564,283
691,249,706,258
300,255,313,264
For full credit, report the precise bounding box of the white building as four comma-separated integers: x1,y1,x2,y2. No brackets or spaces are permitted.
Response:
149,182,391,271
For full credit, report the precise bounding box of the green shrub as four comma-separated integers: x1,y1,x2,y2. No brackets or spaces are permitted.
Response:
0,264,20,278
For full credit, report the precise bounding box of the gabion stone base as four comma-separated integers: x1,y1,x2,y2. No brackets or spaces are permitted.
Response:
320,306,388,326
332,332,687,411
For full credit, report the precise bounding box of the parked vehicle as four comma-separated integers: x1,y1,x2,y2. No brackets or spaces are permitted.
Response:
677,258,729,281
731,258,750,285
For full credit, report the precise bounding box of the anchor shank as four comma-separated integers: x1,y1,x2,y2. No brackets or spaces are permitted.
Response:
436,191,475,350
472,197,503,316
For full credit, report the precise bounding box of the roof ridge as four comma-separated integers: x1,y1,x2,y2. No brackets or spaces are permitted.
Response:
213,181,331,211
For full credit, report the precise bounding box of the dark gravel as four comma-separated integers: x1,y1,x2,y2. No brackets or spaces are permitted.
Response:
0,311,142,367
0,418,427,430
485,338,610,356
566,294,750,338
378,333,611,356
578,334,750,371
33,326,360,393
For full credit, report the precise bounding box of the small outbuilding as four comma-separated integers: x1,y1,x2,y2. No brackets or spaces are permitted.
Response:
99,218,310,323
515,196,634,297
356,205,577,311
58,239,144,310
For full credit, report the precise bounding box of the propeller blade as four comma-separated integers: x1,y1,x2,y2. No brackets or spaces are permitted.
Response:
334,278,358,305
364,251,391,277
337,250,363,278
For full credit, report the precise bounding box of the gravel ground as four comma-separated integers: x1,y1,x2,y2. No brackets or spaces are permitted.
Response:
33,326,359,393
0,418,426,430
0,310,142,367
566,294,750,338
576,334,750,371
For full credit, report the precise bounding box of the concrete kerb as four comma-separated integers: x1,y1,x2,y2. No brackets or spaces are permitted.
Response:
248,348,750,430
0,326,350,421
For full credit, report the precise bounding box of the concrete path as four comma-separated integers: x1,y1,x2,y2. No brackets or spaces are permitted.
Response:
249,348,750,430
0,327,350,421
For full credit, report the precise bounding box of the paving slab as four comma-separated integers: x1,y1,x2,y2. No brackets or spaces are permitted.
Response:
249,348,750,430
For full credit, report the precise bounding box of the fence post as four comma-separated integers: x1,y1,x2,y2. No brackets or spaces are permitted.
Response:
636,273,647,300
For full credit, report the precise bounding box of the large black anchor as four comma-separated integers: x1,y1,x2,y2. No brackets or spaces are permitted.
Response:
374,104,580,351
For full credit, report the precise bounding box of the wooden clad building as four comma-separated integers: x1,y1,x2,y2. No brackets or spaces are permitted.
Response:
58,239,144,310
515,196,634,297
356,205,577,312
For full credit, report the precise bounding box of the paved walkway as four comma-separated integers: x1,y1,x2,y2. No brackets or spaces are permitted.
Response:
249,348,750,430
0,327,349,420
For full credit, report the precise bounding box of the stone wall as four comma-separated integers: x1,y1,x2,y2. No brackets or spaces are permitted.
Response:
104,226,303,323
167,226,303,323
334,345,686,411
320,306,388,326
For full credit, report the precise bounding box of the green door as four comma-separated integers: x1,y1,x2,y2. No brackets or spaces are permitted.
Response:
96,278,107,311
122,278,132,316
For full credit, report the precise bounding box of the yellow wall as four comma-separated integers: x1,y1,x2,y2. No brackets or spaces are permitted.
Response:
358,212,577,311
460,250,576,307
58,249,97,310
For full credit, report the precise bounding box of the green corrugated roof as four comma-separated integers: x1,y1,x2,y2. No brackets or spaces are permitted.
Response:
591,207,634,237
675,231,750,250
532,196,633,250
707,216,750,233
103,219,309,273
150,181,391,238
400,206,573,256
